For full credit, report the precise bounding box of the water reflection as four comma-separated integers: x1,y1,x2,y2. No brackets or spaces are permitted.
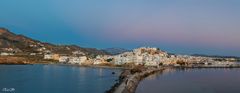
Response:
99,68,103,77
137,68,240,93
145,68,176,80
0,64,122,93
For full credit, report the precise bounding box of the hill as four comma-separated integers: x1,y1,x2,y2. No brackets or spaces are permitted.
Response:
0,28,107,57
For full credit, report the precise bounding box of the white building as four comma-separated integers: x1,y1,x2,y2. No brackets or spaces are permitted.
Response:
93,55,107,65
72,51,85,55
145,61,159,66
114,55,125,65
79,56,87,64
37,47,46,52
93,59,103,65
135,55,144,65
69,57,81,64
0,52,14,56
69,56,87,64
30,53,36,56
112,47,169,66
59,56,70,63
44,54,53,59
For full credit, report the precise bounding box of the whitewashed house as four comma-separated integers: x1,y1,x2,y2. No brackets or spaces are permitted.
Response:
59,56,70,63
69,56,87,64
93,55,105,65
135,55,144,65
114,55,125,65
69,57,81,64
79,56,87,64
93,59,103,65
72,51,85,55
30,53,36,56
0,52,14,56
145,61,159,66
44,54,53,59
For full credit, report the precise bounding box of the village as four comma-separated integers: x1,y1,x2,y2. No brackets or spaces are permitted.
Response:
0,46,239,67
42,47,240,67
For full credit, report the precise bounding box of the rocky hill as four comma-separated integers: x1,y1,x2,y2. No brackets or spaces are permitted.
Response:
0,28,107,57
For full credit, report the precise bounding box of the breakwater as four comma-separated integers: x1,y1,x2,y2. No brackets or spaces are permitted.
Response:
107,67,165,93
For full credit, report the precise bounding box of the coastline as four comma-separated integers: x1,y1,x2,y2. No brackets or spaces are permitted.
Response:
0,62,128,70
50,63,128,69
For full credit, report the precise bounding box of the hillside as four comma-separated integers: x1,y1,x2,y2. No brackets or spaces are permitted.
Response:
0,28,107,57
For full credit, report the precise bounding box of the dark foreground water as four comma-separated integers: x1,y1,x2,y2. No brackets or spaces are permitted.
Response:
0,64,122,93
137,68,240,93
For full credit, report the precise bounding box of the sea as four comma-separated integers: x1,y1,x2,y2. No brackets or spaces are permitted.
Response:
136,67,240,93
0,64,122,93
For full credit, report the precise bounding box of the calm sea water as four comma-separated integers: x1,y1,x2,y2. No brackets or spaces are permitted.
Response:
136,68,240,93
0,64,122,93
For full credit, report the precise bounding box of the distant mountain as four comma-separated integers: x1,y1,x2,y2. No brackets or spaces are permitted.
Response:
0,28,107,57
102,48,130,55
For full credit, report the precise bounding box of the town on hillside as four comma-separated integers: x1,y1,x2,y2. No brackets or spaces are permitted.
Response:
1,46,240,67
48,47,240,67
0,28,239,67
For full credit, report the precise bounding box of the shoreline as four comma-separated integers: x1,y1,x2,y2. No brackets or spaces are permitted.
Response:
0,62,128,69
50,63,128,69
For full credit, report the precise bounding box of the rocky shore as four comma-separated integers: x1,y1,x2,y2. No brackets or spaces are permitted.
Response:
106,66,165,93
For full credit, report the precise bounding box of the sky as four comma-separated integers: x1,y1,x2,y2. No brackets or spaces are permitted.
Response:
0,0,240,56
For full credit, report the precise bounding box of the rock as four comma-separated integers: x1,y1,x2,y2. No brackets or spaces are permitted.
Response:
112,72,116,74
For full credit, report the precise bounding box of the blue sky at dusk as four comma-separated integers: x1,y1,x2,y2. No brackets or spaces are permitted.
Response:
1,0,240,56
